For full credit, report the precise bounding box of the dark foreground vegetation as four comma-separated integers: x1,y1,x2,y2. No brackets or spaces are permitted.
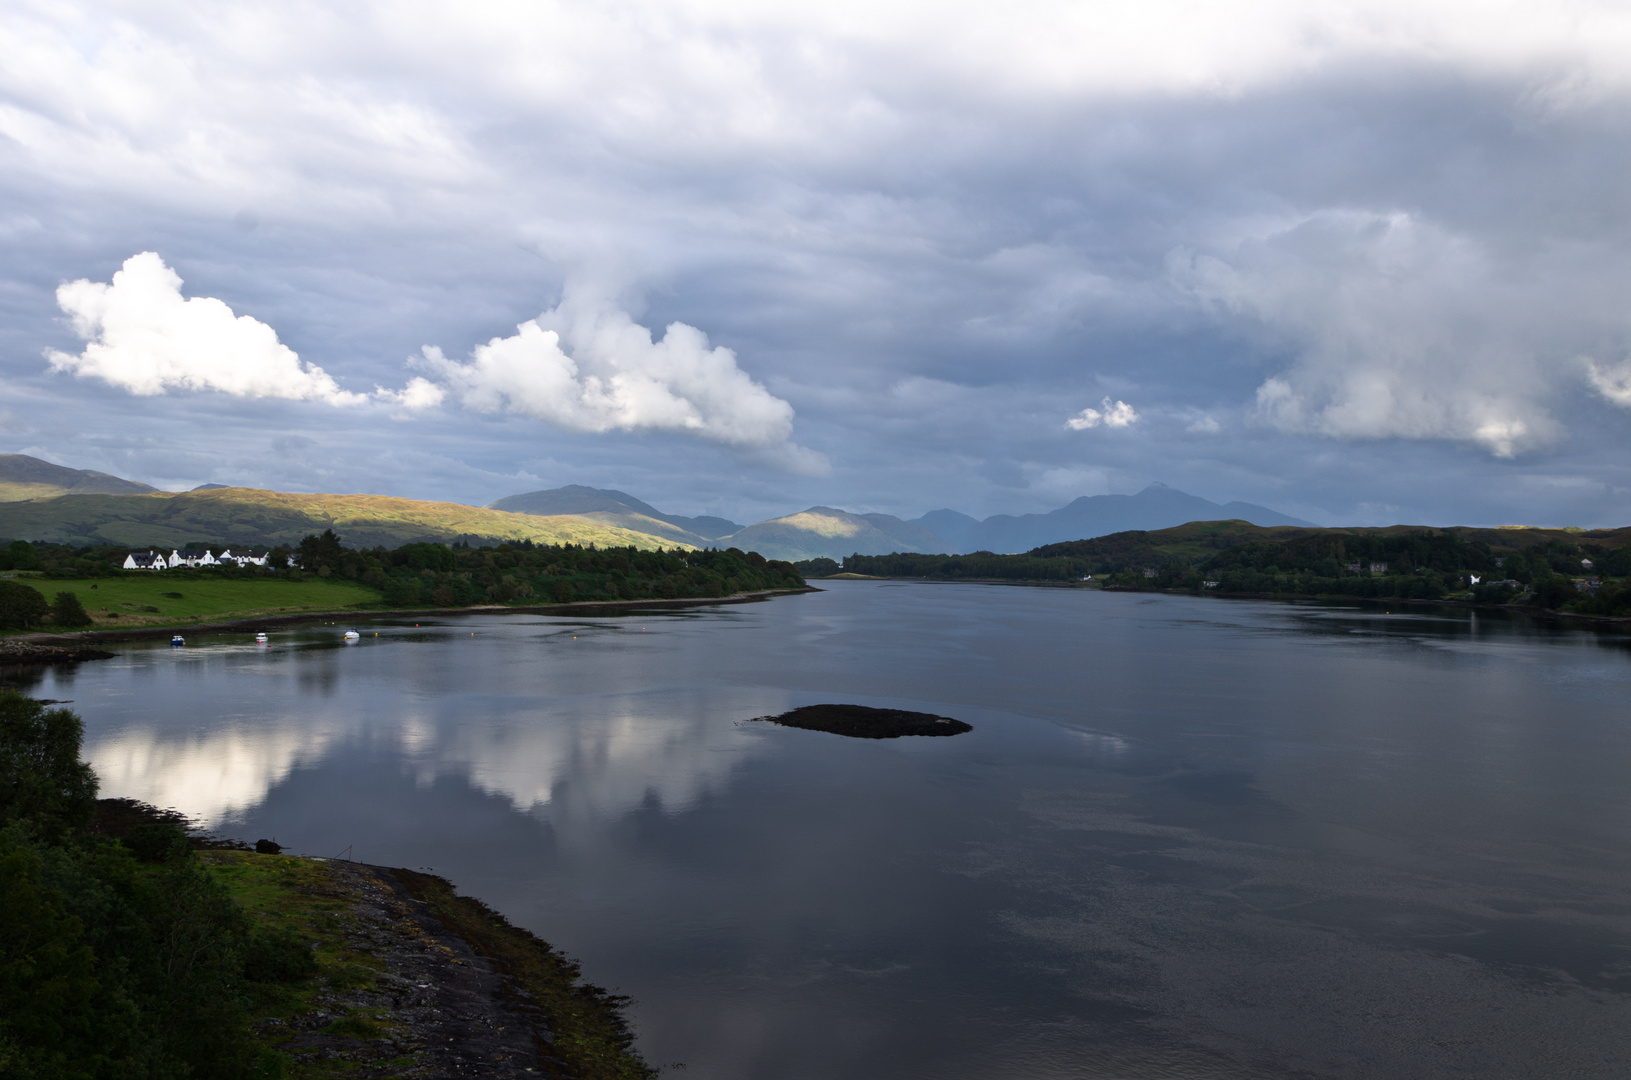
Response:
0,531,804,631
826,520,1631,615
752,703,972,739
0,688,653,1078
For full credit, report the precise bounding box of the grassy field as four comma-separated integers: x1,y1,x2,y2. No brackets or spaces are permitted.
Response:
16,575,383,630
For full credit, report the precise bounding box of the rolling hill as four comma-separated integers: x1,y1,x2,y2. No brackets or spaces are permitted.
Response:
0,453,158,501
0,487,694,551
489,485,742,546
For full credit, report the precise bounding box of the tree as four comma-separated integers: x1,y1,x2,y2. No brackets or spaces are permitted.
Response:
295,529,344,574
0,690,99,833
0,580,50,630
50,591,92,628
1,539,39,571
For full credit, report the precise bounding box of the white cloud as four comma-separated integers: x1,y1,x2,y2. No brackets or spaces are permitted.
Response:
1175,211,1567,458
416,289,804,450
1067,398,1139,430
46,252,363,404
1586,357,1631,408
375,375,446,410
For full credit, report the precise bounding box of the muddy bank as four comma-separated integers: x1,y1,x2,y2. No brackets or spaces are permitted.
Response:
0,639,116,665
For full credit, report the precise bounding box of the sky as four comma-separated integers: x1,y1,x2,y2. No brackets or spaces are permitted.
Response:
6,1,1631,527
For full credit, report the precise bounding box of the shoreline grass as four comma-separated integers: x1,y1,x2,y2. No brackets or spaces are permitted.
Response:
2,576,383,633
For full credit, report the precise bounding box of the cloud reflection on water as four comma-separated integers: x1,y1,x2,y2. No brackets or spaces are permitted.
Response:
84,689,775,832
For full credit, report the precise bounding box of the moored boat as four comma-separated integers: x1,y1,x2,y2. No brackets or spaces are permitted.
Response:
170,635,185,647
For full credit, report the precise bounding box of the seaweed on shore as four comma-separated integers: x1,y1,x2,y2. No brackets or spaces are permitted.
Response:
392,868,658,1080
752,703,972,739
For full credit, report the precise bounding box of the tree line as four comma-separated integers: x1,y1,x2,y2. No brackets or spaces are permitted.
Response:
822,528,1631,615
291,530,804,606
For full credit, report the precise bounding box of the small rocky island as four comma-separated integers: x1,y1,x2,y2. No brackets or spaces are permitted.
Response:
754,703,972,739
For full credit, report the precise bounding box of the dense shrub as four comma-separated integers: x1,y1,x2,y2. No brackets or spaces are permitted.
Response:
0,689,275,1079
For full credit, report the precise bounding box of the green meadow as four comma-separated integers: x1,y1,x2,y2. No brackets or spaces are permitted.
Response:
9,575,383,631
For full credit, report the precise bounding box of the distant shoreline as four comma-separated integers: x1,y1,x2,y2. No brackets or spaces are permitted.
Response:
12,586,820,646
815,574,1631,625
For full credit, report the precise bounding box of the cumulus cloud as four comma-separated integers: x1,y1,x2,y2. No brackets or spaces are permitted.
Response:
1175,211,1568,458
1067,398,1139,430
46,253,362,404
413,290,806,452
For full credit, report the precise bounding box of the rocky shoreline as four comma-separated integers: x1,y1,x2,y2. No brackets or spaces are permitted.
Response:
0,639,117,665
197,853,632,1078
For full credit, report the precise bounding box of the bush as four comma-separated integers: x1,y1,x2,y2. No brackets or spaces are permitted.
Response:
242,925,318,984
121,822,191,864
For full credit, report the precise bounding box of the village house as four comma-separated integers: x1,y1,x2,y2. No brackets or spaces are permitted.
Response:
122,548,271,571
1369,561,1389,573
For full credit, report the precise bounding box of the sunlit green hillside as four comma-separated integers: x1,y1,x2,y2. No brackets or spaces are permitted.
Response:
0,487,694,550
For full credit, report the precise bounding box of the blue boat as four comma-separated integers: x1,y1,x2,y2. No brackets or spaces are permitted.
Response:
170,635,185,647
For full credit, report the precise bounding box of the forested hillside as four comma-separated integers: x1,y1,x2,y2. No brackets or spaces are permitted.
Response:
837,521,1631,615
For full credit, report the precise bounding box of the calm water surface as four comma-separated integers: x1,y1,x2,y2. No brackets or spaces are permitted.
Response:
12,581,1631,1078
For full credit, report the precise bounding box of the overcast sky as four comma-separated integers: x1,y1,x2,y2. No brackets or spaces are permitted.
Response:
7,0,1631,527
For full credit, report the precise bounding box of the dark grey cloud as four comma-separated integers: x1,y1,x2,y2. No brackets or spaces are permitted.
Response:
6,2,1631,527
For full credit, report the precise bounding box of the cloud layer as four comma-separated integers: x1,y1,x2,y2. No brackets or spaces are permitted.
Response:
9,2,1631,524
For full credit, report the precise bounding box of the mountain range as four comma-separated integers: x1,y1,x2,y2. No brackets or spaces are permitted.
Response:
0,454,1314,557
484,481,1313,560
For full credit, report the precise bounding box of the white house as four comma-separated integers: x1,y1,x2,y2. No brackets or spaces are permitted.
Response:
216,549,270,567
122,551,167,571
168,549,222,568
1369,561,1389,573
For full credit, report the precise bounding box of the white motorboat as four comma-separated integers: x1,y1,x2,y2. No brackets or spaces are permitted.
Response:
343,630,361,642
255,632,269,645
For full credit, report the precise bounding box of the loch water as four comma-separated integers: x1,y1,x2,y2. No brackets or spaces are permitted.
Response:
13,581,1631,1078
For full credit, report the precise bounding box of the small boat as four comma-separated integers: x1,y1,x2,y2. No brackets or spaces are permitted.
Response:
255,632,269,645
343,630,360,642
170,635,185,647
